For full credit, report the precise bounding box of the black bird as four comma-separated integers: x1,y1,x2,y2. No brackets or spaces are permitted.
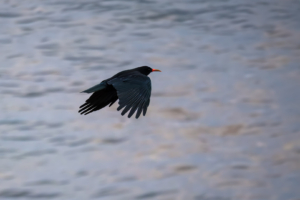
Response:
79,66,161,119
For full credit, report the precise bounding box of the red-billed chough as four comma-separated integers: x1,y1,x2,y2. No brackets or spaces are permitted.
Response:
79,66,161,119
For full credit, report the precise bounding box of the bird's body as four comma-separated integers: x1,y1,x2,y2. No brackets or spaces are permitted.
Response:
79,66,161,119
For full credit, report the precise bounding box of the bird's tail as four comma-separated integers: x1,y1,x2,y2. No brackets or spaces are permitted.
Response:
81,82,106,93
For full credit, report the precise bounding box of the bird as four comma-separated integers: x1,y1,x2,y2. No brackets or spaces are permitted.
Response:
79,66,161,119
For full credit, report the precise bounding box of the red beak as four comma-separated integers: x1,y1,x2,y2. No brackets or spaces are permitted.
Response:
152,69,161,72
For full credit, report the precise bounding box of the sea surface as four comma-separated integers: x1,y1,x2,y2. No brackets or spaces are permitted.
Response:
0,0,300,200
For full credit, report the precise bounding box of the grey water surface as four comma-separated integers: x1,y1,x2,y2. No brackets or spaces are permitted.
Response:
0,0,300,200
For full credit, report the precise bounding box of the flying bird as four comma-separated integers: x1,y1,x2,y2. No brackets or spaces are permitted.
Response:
79,66,161,119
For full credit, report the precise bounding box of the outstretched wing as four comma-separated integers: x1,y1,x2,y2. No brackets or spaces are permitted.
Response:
79,85,118,115
108,74,151,119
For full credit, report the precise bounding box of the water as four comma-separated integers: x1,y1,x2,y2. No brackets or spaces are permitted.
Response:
0,0,300,199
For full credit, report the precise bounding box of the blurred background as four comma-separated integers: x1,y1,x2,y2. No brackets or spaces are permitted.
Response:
0,0,300,200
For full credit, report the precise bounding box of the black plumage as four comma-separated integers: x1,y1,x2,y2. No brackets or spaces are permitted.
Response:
79,66,161,119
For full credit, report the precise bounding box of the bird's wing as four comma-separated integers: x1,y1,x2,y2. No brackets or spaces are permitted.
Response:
108,74,151,119
79,86,118,115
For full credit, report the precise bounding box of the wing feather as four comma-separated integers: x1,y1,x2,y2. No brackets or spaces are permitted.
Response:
120,89,142,115
136,88,150,118
128,87,148,118
108,73,152,119
78,85,118,115
118,89,139,110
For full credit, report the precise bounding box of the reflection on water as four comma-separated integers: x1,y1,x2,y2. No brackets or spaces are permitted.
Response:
1,0,300,199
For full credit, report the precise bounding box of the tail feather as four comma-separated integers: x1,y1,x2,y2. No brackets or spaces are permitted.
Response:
81,82,106,93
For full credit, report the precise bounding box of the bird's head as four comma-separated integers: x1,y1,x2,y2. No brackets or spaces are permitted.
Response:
135,66,161,76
